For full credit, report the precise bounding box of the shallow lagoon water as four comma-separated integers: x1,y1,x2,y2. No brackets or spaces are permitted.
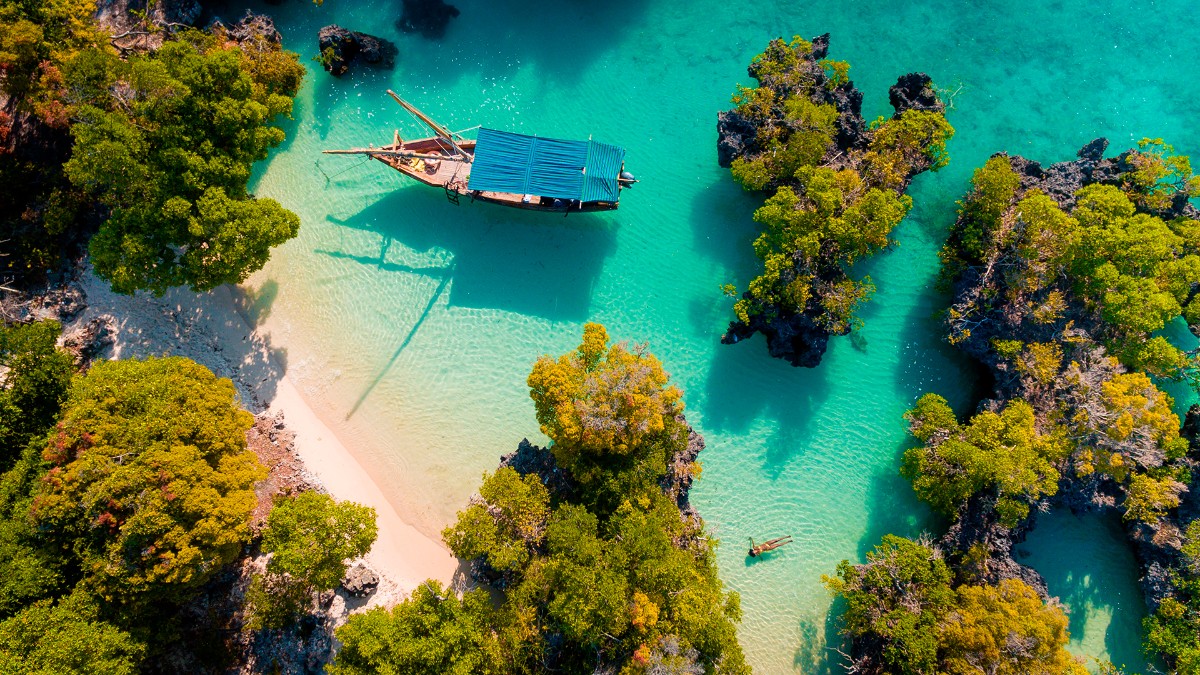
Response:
230,0,1200,670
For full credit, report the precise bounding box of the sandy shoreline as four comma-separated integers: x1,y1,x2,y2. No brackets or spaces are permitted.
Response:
67,267,458,598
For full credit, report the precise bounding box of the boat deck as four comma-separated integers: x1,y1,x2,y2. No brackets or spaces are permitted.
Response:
372,138,617,211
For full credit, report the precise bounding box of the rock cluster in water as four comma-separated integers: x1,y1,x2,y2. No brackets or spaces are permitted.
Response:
716,34,947,367
397,0,461,39
317,25,398,77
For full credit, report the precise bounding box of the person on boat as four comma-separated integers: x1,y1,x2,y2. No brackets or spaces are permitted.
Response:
748,535,793,557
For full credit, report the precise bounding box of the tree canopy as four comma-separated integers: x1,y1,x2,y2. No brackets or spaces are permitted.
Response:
722,35,953,353
262,491,377,591
339,324,747,674
0,320,74,469
826,536,1086,675
31,356,263,604
330,581,504,675
528,322,682,480
902,395,1069,526
0,592,143,675
63,33,303,294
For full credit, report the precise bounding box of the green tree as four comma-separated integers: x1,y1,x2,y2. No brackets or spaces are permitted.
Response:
902,395,1069,526
0,320,75,468
63,33,304,294
528,323,682,474
940,579,1086,675
1144,520,1200,673
825,535,955,673
330,581,503,675
0,592,144,674
247,492,377,629
0,443,63,618
443,466,550,574
31,356,264,604
262,492,377,591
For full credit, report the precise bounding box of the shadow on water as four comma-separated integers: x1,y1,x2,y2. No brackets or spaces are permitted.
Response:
796,595,846,673
853,436,944,558
687,173,763,271
416,0,651,83
699,333,830,477
325,184,617,321
344,264,454,419
1021,509,1152,671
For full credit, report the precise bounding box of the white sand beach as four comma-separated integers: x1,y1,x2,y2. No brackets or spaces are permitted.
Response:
68,267,458,597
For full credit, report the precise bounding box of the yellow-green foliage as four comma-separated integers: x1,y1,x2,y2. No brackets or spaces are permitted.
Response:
1123,138,1200,212
1018,342,1063,385
0,0,104,119
1123,473,1185,523
1144,520,1200,671
902,394,1069,526
443,467,551,573
946,155,1200,377
866,109,955,190
724,38,952,337
0,592,144,674
341,325,748,674
941,579,1087,675
819,59,850,88
528,323,682,462
826,536,1085,674
31,357,264,604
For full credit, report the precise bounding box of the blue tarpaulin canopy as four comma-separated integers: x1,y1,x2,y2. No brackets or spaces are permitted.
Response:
467,128,625,203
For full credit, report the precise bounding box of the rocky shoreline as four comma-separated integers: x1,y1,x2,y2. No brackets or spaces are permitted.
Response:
2,263,404,673
716,34,951,367
861,139,1200,667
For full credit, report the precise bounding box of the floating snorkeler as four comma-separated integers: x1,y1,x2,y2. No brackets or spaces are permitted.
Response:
748,535,793,557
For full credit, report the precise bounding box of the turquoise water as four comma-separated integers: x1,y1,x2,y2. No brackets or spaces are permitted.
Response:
229,0,1200,671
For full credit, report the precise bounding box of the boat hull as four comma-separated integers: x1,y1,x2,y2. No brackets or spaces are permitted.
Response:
368,136,622,213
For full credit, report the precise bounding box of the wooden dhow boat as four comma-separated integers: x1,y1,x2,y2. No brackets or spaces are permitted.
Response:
324,91,636,212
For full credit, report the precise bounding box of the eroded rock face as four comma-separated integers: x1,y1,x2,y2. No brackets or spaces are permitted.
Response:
888,72,944,115
397,0,461,39
317,25,398,77
341,563,379,598
716,33,943,368
209,11,283,45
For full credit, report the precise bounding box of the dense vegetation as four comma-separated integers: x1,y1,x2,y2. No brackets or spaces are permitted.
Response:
333,324,748,674
718,35,953,365
0,319,380,670
868,140,1200,673
1,4,303,294
246,491,377,630
826,535,1085,674
0,324,264,667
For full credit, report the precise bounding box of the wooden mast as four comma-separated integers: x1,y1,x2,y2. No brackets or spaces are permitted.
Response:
322,148,468,161
386,90,470,160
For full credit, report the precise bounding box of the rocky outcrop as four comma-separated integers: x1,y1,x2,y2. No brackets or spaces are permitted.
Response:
318,25,398,77
499,438,578,501
938,492,1048,596
209,11,283,46
341,563,379,598
888,72,944,116
397,0,461,39
716,34,946,368
940,139,1200,626
95,0,202,34
721,303,831,368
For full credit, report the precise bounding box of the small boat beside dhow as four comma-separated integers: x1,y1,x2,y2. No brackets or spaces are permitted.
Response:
323,91,637,213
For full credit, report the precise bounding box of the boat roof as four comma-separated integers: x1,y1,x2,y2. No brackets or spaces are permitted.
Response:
467,128,625,203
